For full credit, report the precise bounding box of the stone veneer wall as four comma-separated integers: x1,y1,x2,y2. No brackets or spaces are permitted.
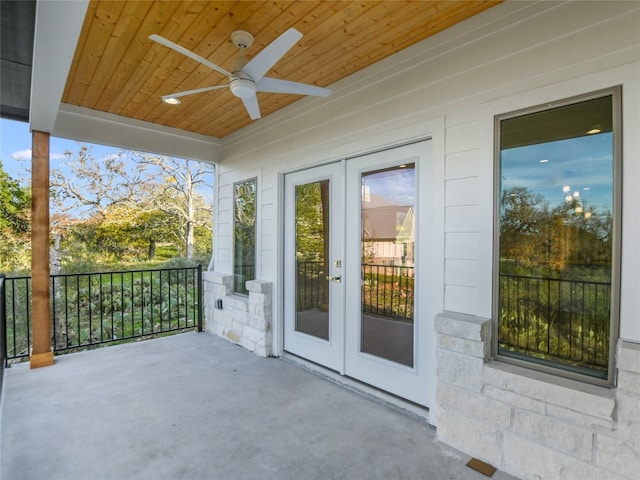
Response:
203,272,272,357
435,311,640,480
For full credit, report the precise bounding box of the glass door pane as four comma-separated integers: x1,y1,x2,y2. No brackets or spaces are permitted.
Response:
295,181,330,340
360,164,415,366
284,162,344,372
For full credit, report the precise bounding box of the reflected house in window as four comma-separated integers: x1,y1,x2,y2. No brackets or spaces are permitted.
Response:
361,191,415,266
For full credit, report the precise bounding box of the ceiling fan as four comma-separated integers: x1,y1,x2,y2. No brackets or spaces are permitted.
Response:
149,28,331,120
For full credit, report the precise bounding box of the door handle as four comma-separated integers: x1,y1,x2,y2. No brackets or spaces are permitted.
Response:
326,275,342,283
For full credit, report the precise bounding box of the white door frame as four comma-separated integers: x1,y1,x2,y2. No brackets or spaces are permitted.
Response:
281,140,439,407
275,120,446,413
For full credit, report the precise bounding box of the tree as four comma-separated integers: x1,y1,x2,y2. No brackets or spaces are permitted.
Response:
0,160,31,272
133,153,213,260
50,145,213,267
0,160,31,232
49,145,150,269
96,197,180,260
294,182,327,262
500,186,548,269
51,146,146,220
500,185,612,278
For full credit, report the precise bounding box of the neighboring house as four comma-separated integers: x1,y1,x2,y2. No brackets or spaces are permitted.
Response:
15,1,640,478
362,193,415,265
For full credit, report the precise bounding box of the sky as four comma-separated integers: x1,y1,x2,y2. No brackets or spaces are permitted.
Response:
500,133,614,213
0,117,122,183
363,164,415,207
0,117,214,200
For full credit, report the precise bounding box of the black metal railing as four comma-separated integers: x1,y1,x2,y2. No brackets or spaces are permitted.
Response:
2,266,202,362
295,261,415,321
296,261,326,311
3,274,30,362
0,274,6,399
498,273,611,373
362,264,414,320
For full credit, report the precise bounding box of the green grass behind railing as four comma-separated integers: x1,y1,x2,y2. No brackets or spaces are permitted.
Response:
3,266,201,361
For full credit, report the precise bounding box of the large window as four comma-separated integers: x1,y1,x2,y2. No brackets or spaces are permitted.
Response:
494,87,621,385
233,178,256,295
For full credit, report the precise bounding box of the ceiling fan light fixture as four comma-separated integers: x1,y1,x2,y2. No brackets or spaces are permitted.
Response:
230,78,256,99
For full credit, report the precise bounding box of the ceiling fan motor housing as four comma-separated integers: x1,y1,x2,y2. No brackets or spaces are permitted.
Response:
230,73,256,98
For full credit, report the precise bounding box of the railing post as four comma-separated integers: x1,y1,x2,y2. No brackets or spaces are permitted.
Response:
51,275,57,354
1,274,7,367
197,265,203,332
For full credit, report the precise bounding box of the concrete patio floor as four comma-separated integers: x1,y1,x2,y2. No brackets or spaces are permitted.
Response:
1,332,516,480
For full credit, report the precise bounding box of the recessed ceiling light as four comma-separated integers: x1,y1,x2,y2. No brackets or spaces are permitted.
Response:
162,97,181,105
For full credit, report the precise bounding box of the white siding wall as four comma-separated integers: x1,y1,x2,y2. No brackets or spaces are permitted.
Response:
214,0,639,341
209,1,640,476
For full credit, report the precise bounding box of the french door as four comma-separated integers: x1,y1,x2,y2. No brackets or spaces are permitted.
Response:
283,141,432,406
283,162,344,372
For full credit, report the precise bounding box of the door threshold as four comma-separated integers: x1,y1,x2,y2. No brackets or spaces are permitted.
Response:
280,352,431,424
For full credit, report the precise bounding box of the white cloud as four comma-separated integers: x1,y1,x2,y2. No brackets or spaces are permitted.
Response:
102,152,122,162
11,149,32,160
10,149,66,161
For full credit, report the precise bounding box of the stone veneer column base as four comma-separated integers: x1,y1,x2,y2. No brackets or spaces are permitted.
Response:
435,311,640,480
203,272,272,357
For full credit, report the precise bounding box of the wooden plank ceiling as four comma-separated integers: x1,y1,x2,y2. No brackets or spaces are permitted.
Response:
62,0,501,138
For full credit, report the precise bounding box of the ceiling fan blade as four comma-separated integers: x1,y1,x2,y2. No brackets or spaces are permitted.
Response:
149,34,236,79
162,84,229,101
241,95,261,120
243,28,302,82
256,77,331,97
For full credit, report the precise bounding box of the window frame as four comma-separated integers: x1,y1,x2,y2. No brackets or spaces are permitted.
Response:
492,86,622,387
232,177,257,296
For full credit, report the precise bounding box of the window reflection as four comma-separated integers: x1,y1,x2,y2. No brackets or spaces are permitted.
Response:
295,181,330,340
233,179,256,295
361,164,415,366
497,93,617,380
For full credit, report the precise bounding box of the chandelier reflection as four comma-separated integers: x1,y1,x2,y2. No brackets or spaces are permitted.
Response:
563,185,592,219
